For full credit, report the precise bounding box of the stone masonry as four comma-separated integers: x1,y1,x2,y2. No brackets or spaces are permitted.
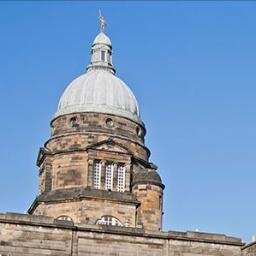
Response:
29,112,164,231
0,213,244,256
243,241,256,256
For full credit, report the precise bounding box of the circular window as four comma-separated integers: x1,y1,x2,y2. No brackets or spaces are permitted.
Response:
106,118,114,127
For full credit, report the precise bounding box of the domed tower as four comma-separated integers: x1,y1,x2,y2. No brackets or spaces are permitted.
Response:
28,16,164,231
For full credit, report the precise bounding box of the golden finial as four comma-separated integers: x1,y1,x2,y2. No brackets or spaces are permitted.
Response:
99,10,106,32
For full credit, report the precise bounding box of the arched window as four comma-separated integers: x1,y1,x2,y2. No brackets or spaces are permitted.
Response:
117,165,125,192
57,215,73,222
93,161,101,189
96,216,123,226
105,163,113,190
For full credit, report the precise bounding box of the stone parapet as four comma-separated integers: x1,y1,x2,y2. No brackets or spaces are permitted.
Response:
0,213,244,256
168,230,243,246
242,240,256,256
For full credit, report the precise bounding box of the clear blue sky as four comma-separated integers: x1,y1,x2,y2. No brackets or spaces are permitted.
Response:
0,1,255,243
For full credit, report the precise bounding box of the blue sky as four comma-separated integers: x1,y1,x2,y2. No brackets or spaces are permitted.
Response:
0,2,255,243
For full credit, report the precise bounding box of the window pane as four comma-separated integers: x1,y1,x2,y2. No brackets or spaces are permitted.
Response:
117,165,125,192
96,215,122,226
101,51,105,61
105,164,113,190
93,161,101,189
57,216,73,222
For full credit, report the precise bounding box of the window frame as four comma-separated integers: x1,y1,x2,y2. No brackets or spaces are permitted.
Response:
57,215,73,222
117,165,126,192
96,215,123,226
93,161,101,189
105,163,113,191
101,50,106,61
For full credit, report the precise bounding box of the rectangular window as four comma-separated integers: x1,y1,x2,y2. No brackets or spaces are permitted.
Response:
101,51,105,61
93,161,101,189
117,165,125,192
105,163,113,190
107,50,111,63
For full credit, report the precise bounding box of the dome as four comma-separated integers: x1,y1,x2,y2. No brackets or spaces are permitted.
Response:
93,32,111,46
55,29,141,124
132,169,164,189
55,69,141,124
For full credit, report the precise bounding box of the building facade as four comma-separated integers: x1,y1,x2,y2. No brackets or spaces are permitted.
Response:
0,19,253,256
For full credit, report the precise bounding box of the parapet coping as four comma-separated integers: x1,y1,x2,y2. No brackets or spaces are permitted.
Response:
242,240,256,249
0,212,244,246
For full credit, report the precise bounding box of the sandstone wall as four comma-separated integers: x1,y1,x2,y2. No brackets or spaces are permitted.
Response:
48,113,148,161
0,214,73,256
0,213,243,256
242,241,256,256
33,111,162,231
132,184,163,231
32,197,137,227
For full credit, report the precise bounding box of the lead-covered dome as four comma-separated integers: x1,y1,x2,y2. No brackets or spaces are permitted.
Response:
93,32,111,46
132,169,164,189
54,29,141,124
55,69,141,123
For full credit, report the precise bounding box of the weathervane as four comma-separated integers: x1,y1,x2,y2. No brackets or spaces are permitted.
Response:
99,10,106,32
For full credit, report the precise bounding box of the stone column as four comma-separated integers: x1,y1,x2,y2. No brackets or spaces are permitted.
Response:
113,163,118,191
125,163,131,192
87,159,94,187
44,162,52,192
100,160,106,190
